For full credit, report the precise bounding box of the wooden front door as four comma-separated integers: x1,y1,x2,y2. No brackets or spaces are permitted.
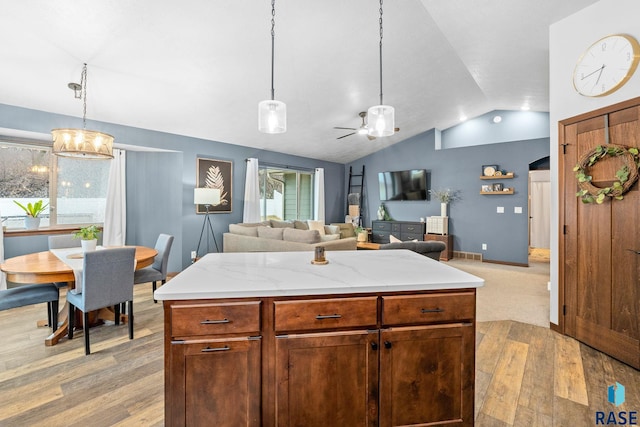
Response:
560,100,640,369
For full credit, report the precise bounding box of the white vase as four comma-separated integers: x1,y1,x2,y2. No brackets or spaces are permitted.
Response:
81,239,98,252
440,202,448,217
24,216,40,230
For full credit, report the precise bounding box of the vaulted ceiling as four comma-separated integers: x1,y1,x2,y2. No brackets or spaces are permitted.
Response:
0,0,598,163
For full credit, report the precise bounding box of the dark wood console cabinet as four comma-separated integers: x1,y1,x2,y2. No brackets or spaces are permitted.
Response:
372,220,426,243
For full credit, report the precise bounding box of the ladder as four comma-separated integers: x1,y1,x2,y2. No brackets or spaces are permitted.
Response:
347,165,365,227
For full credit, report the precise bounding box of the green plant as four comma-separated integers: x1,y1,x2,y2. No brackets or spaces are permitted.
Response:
13,199,49,217
74,225,100,240
428,189,461,204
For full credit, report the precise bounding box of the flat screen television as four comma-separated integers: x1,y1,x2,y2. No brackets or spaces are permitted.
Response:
378,169,430,201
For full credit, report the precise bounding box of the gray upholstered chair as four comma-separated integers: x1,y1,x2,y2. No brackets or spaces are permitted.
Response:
379,241,446,261
134,234,174,303
0,283,59,331
66,247,136,355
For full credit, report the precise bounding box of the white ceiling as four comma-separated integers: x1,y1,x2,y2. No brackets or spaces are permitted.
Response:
0,0,598,163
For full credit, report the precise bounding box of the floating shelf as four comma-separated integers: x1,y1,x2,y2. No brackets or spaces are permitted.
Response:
480,174,514,180
480,189,514,195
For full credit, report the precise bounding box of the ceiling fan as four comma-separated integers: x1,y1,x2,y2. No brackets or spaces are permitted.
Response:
334,111,399,140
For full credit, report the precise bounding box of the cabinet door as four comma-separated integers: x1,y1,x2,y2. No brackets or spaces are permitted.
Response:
275,330,379,427
379,324,474,427
167,337,261,427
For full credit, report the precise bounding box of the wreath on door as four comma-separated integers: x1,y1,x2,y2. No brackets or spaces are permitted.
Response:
574,144,640,204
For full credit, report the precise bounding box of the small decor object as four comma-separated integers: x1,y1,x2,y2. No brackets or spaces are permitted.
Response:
14,199,48,230
482,165,498,177
377,205,385,220
573,34,640,97
574,144,640,204
312,246,328,265
493,183,504,192
355,227,368,242
197,158,232,213
74,225,100,252
481,185,493,193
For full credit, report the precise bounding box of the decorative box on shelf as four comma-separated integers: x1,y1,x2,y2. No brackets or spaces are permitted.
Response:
426,216,448,235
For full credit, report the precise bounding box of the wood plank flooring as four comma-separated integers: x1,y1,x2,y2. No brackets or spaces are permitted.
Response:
0,283,638,426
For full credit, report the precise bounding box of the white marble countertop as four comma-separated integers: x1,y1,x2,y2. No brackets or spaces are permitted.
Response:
155,250,484,300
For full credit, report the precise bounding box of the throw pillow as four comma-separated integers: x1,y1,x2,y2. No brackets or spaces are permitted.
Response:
257,226,284,240
307,220,326,235
320,234,340,242
229,223,259,237
324,225,340,236
330,223,356,238
389,234,402,243
283,228,321,244
271,220,294,228
293,220,309,230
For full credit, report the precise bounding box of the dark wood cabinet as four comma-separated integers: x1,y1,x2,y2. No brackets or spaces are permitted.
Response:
424,234,454,261
372,220,426,243
164,290,476,426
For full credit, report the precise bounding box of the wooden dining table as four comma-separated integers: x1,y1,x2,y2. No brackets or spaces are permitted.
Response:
0,246,158,346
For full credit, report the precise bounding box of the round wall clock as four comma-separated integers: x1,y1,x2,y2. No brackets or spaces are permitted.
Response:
572,34,640,97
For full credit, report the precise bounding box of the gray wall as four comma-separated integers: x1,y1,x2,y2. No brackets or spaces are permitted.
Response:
1,103,346,271
347,129,550,265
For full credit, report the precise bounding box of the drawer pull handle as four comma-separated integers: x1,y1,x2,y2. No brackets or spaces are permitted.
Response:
421,308,444,314
201,345,230,352
200,318,230,324
316,314,342,320
407,226,415,231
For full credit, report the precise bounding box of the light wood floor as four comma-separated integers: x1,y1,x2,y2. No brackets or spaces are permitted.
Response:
0,283,638,426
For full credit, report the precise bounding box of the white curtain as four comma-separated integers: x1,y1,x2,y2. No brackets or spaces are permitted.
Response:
314,168,325,222
0,207,6,290
530,170,550,249
103,148,127,246
243,158,261,223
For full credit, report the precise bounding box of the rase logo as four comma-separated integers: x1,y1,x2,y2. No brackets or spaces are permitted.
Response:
596,382,638,425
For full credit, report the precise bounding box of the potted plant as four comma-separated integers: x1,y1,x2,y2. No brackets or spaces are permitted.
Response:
13,199,49,230
355,226,368,243
74,225,100,252
428,189,461,217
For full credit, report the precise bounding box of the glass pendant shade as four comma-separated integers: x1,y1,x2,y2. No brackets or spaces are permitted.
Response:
367,105,395,137
258,100,286,134
51,128,114,159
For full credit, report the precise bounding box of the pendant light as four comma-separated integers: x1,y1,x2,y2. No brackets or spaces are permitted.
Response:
52,63,114,159
368,0,395,138
258,0,286,134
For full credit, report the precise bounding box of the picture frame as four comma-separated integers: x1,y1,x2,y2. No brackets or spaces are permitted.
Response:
493,183,504,191
482,164,499,177
481,184,493,192
196,157,232,214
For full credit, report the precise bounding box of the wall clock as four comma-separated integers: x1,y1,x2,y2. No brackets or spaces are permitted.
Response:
572,34,640,97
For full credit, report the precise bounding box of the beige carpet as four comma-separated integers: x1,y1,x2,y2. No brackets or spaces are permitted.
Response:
447,258,550,328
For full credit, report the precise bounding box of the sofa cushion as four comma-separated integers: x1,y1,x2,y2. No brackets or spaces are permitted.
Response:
293,220,309,230
324,225,340,236
271,220,294,229
307,220,326,235
257,226,284,240
229,223,259,237
320,233,340,242
330,223,356,238
283,228,321,244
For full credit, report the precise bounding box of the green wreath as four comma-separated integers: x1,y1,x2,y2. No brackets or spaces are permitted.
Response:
573,144,640,204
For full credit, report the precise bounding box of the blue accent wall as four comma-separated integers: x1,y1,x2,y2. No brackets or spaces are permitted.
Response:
347,129,550,265
0,103,345,270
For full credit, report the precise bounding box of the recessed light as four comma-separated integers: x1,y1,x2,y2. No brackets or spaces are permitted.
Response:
493,115,502,123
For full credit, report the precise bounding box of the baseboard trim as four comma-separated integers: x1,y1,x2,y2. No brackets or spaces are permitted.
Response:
482,259,529,268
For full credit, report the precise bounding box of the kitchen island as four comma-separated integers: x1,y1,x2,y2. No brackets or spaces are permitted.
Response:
155,250,484,427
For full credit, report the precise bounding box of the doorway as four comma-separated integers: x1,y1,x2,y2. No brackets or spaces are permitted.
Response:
528,159,550,263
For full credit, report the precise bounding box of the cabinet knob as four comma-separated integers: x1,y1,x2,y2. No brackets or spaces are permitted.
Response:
371,342,378,350
384,341,392,349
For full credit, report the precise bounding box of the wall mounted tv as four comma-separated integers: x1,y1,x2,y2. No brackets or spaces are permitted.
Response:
378,169,430,201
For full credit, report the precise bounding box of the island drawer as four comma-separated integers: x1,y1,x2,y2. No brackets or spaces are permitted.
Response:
274,297,378,332
381,292,475,325
170,301,261,337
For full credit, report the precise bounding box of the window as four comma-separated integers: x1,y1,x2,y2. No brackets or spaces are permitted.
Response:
259,167,314,221
0,141,110,229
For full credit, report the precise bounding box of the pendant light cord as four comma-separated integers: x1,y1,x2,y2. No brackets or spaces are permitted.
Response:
270,0,276,101
81,63,88,130
378,0,384,106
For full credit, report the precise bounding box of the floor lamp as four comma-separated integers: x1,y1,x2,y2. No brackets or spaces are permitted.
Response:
194,188,221,258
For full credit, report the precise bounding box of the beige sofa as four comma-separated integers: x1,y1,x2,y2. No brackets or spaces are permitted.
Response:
223,220,357,253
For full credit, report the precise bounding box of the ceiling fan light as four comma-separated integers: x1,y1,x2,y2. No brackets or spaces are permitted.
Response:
367,105,395,137
258,100,286,134
357,127,368,135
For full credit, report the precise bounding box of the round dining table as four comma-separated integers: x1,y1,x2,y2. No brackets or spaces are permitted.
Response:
0,246,158,346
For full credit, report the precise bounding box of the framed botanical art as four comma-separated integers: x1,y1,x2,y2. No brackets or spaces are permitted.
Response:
196,158,232,213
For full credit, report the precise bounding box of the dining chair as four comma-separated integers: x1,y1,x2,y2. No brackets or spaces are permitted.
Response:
134,234,174,303
66,247,136,355
0,283,59,331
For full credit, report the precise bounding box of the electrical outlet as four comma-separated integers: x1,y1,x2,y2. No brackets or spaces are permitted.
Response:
482,243,487,250
191,251,197,259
